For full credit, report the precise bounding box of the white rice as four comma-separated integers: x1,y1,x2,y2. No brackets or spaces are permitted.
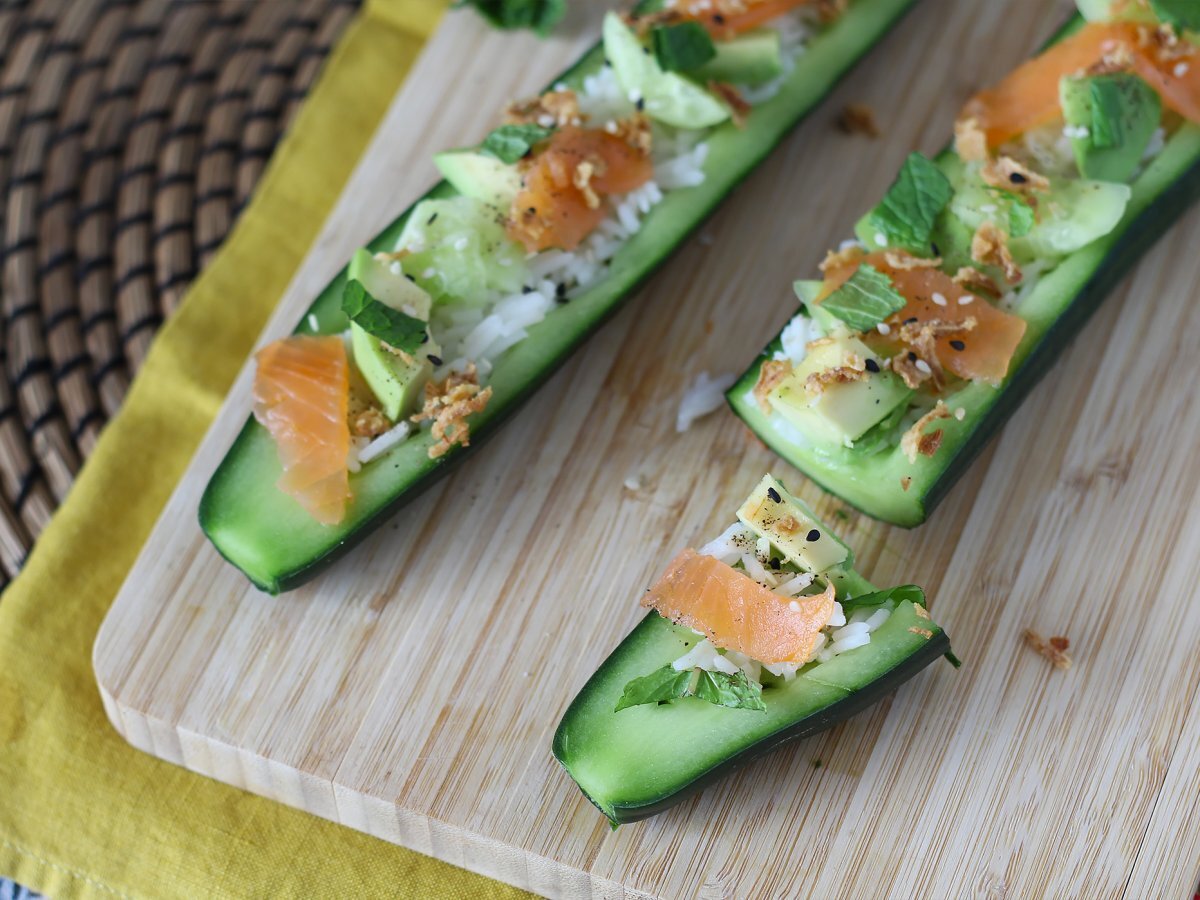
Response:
676,370,737,433
357,420,412,465
773,312,825,364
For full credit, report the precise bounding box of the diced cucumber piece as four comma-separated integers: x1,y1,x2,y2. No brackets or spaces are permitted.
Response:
737,474,851,572
603,12,730,130
693,29,783,86
948,163,1132,259
768,335,911,447
434,149,523,209
347,248,432,320
397,196,527,303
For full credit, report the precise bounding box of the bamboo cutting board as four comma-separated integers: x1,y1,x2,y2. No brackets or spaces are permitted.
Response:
93,1,1200,896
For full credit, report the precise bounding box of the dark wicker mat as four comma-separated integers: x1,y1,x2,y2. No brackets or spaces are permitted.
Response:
0,0,361,586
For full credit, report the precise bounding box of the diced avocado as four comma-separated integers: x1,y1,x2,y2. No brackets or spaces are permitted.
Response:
603,12,729,130
397,196,526,303
736,474,850,573
692,29,783,86
767,335,912,448
1075,0,1157,22
347,248,432,320
433,149,523,209
947,162,1132,260
350,323,438,422
1060,72,1162,183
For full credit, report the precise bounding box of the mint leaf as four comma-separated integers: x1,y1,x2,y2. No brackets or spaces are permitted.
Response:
615,664,765,712
480,123,555,164
842,584,926,611
1151,0,1200,30
651,22,717,73
342,280,427,353
867,152,954,252
986,187,1035,237
454,0,565,36
818,263,907,332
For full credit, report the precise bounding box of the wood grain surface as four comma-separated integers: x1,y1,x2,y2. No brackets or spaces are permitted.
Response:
92,1,1200,897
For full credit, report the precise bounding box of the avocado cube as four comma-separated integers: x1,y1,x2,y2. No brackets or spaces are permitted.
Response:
737,475,850,573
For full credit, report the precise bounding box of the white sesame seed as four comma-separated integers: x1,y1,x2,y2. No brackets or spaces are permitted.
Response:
932,292,947,306
980,204,998,213
789,600,801,612
876,322,891,335
422,268,436,279
954,407,966,421
307,314,319,331
389,261,402,275
453,237,469,251
958,294,975,305
915,359,932,375
604,120,618,133
873,232,888,247
554,82,568,92
1175,62,1190,78
628,89,642,104
537,114,555,128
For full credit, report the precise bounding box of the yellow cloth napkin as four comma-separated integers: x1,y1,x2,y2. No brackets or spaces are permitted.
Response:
0,2,529,896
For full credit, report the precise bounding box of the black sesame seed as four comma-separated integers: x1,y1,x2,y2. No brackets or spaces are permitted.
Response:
806,529,821,542
419,332,429,344
1010,172,1028,184
931,242,941,257
907,351,918,362
426,353,442,365
865,358,880,373
769,557,781,570
713,12,726,23
766,486,781,503
904,316,918,324
427,212,438,225
636,97,645,111
556,282,567,296
949,339,965,351
404,273,416,283
522,285,534,293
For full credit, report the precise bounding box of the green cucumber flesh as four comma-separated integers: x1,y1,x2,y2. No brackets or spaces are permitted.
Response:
553,597,949,824
200,0,924,593
730,14,1200,527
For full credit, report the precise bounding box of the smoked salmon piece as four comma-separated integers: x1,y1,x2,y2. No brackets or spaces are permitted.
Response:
675,0,814,39
818,251,1027,385
253,335,352,525
642,548,835,665
962,21,1200,148
507,126,653,253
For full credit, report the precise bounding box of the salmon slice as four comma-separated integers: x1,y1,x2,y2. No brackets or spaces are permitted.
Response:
676,0,814,39
963,21,1200,148
253,335,352,525
642,548,835,665
818,251,1027,385
507,126,653,253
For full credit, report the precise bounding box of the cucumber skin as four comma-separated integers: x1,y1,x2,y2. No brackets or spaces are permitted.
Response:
728,14,1200,528
553,609,951,824
200,0,925,594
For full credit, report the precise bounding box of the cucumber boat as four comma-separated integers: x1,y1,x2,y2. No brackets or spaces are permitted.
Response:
553,474,954,824
729,0,1200,526
200,0,924,592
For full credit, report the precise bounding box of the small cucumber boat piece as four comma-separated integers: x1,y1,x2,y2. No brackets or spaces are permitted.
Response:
201,0,926,592
553,475,954,824
729,5,1200,526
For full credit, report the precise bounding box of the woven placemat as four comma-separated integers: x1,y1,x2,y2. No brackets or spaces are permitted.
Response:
0,0,361,585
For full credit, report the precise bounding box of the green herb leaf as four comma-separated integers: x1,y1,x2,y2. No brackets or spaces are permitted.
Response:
454,0,566,36
651,21,717,73
817,263,907,332
842,584,926,611
867,152,954,252
1151,0,1200,31
342,279,427,354
480,123,556,164
986,187,1035,237
615,664,766,712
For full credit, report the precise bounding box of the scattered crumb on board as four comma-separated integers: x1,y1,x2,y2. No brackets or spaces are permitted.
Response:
1023,629,1072,670
837,103,881,137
